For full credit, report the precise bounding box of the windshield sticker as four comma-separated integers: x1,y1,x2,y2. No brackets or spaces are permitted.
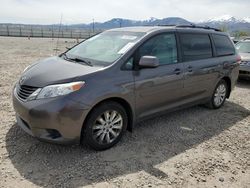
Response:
121,35,138,40
118,42,135,54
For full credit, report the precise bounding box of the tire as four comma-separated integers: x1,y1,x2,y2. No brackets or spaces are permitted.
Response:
206,79,228,109
81,101,128,150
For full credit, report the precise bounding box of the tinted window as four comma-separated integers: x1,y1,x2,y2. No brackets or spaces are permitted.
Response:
213,34,235,56
180,34,212,61
138,34,177,65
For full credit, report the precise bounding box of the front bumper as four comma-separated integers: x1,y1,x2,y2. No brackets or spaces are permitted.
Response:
239,65,250,78
12,87,90,144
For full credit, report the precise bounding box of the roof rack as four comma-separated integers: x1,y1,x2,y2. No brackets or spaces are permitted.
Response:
176,24,222,32
158,24,222,32
157,24,176,27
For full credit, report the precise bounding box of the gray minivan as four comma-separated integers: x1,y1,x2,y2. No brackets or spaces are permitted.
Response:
12,26,240,150
235,38,250,79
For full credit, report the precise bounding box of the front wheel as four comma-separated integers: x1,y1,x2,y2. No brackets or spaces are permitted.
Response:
82,102,128,150
206,79,228,109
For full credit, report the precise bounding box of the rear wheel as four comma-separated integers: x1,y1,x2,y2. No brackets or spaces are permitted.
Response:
206,79,228,109
82,102,127,150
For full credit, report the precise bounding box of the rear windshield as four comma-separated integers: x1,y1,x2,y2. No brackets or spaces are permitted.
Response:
213,34,235,56
235,41,250,53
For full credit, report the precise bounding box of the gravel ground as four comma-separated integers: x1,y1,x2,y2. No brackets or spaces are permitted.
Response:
0,37,249,188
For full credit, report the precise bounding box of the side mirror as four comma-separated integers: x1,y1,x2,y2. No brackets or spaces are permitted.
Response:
139,56,159,68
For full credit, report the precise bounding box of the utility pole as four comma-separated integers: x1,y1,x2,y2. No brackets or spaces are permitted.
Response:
31,25,33,37
55,14,63,55
52,25,54,38
6,25,9,36
119,20,122,28
41,27,43,38
92,19,95,33
19,24,22,37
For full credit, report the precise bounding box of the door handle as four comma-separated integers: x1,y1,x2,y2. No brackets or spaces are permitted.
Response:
174,68,181,75
187,66,193,72
223,61,230,68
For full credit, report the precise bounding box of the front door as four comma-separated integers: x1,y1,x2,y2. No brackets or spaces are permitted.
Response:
133,33,184,119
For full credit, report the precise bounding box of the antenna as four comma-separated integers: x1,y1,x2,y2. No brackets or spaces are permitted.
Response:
54,14,63,55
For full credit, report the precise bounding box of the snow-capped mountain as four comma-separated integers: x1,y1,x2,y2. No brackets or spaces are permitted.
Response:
72,17,191,29
204,15,250,23
1,16,249,34
198,15,250,32
207,15,238,23
243,17,250,23
70,15,249,32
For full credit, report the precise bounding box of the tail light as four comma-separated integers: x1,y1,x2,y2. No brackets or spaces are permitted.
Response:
236,55,241,64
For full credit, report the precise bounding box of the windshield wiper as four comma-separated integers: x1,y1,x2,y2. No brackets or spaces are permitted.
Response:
69,57,93,67
61,53,93,67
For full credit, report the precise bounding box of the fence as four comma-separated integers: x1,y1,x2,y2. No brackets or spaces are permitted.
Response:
0,24,101,39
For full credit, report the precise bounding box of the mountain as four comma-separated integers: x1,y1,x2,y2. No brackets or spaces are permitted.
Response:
72,17,192,29
71,16,250,33
198,15,250,33
1,16,250,34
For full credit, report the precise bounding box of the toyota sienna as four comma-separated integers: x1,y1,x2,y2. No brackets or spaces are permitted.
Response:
12,26,240,150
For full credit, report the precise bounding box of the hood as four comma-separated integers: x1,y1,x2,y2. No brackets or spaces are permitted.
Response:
19,56,102,87
239,53,250,61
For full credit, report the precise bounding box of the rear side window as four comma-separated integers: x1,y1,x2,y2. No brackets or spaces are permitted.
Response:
180,34,212,61
213,34,235,56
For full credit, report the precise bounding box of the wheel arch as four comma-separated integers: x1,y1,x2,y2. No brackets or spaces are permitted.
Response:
221,76,231,98
81,97,134,142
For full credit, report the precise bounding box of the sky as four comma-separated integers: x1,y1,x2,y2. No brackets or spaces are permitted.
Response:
1,0,250,24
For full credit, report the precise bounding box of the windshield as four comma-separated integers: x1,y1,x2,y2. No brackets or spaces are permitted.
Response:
65,31,145,67
236,41,250,53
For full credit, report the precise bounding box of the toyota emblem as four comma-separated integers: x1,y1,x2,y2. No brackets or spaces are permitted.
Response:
19,76,26,85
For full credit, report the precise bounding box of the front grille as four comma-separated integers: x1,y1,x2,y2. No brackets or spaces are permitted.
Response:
16,84,39,101
239,70,250,75
240,61,250,65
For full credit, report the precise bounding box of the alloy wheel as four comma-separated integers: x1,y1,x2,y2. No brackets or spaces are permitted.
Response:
214,83,227,107
92,110,123,144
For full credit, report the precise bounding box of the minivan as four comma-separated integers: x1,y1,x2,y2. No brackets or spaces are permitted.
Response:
235,38,250,79
12,26,240,150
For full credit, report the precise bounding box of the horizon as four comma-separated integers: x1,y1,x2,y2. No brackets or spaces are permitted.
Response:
0,15,249,26
1,0,250,25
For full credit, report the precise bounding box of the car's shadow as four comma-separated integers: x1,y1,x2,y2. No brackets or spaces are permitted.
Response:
5,101,250,187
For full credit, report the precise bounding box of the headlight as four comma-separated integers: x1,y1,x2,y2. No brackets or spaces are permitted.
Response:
27,81,85,100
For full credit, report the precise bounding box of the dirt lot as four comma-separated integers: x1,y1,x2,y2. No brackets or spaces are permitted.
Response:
0,36,249,188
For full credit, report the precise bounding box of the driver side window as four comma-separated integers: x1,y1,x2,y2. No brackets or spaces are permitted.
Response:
124,57,134,70
138,33,178,65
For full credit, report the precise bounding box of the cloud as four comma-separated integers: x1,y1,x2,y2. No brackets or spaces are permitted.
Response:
0,0,249,24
